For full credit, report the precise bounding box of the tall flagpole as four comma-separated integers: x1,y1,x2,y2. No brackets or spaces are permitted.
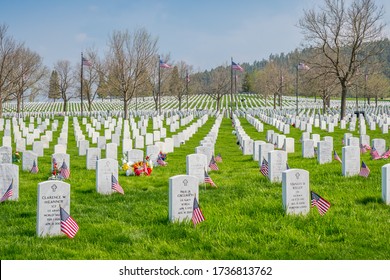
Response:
158,55,161,115
186,69,189,112
295,64,299,116
80,52,84,116
230,57,233,118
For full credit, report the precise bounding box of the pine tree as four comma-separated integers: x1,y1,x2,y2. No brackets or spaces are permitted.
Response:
48,70,61,101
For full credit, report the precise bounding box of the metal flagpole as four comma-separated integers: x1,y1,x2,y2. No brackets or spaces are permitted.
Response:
158,55,161,115
230,57,233,119
80,52,84,116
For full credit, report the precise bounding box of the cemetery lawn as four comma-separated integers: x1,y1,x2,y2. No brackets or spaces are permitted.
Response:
1,116,390,260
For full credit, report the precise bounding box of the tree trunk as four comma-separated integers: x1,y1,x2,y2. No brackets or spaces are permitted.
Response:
375,96,378,108
123,98,128,120
16,94,21,113
178,97,181,111
273,93,276,109
0,96,3,118
322,97,326,113
63,98,67,112
340,85,348,120
367,97,371,105
216,98,220,111
88,99,92,112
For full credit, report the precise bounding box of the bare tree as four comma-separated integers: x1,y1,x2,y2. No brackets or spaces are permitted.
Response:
54,60,75,113
298,0,386,118
202,65,230,111
78,49,100,112
105,28,158,119
0,24,23,117
11,46,46,113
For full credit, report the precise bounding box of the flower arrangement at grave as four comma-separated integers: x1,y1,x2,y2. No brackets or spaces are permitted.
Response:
12,151,21,163
48,158,64,180
121,156,153,176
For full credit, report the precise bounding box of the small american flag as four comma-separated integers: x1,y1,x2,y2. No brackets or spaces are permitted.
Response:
159,59,171,69
215,153,222,162
334,150,342,163
360,144,367,154
260,159,269,177
60,207,79,238
191,196,205,226
111,174,124,194
232,61,244,72
209,156,219,171
30,159,39,174
363,144,372,150
82,57,92,67
157,158,167,166
60,161,70,179
204,170,216,187
381,149,390,159
359,161,370,178
0,180,13,203
371,147,381,160
311,191,331,216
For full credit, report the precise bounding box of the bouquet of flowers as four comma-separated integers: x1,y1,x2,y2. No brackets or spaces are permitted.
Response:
12,152,21,163
121,157,153,176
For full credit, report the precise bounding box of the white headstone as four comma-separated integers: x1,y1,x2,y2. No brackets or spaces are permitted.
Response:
169,175,199,222
96,158,119,195
36,180,70,237
317,141,332,164
381,164,390,205
0,146,12,164
127,149,144,163
86,148,101,170
186,153,208,184
22,151,38,171
268,150,288,183
282,169,310,215
342,146,360,177
105,143,118,160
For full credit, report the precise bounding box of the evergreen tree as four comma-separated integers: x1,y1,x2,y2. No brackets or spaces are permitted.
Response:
242,72,253,92
48,70,60,101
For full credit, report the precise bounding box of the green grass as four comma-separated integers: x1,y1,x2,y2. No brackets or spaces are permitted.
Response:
1,115,390,260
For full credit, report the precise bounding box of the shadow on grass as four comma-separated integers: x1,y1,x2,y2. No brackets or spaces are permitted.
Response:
356,196,382,205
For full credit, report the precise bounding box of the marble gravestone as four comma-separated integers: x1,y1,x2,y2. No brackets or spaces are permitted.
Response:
96,158,119,195
282,169,310,215
342,146,360,177
186,153,208,184
0,146,12,164
0,163,19,201
268,150,288,183
86,148,101,170
22,151,38,171
36,180,70,237
169,175,199,222
382,164,390,205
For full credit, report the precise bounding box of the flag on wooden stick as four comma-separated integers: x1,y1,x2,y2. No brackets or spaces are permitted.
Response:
191,196,205,226
60,206,79,238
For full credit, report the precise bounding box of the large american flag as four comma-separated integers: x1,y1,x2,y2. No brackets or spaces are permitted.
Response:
159,59,171,69
192,196,205,226
82,57,92,67
232,61,244,72
204,171,216,187
334,150,342,163
209,156,219,171
60,207,79,238
260,159,269,177
30,159,39,174
359,161,370,178
0,180,13,203
311,191,331,216
111,174,124,194
60,161,70,179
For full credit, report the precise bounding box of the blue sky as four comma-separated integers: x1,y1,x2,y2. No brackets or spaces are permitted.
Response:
1,0,390,71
